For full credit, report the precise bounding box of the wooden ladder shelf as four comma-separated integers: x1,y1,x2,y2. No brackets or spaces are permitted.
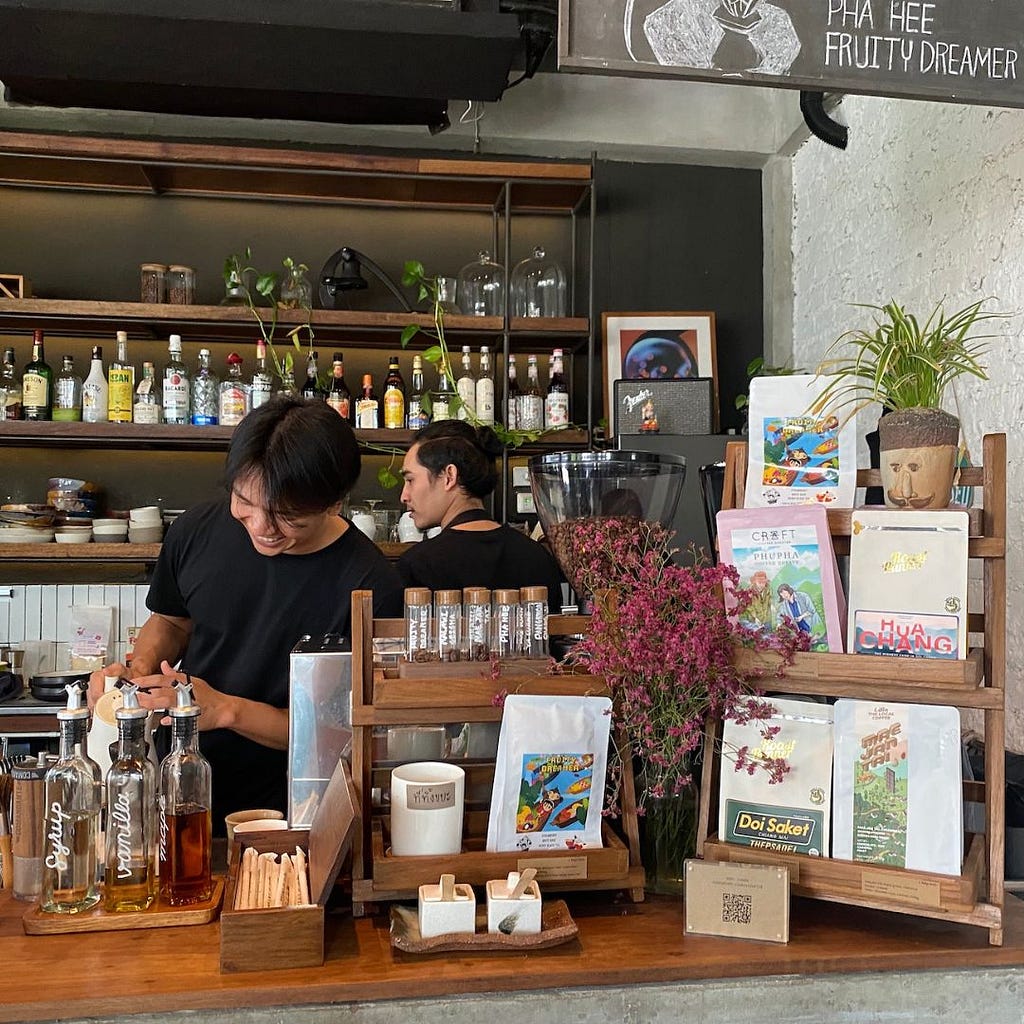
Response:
349,592,645,915
698,432,1007,945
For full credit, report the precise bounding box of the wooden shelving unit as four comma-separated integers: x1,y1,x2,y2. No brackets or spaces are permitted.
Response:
348,592,644,916
697,433,1007,945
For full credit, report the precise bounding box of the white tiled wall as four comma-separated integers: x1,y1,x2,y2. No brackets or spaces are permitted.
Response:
0,584,149,646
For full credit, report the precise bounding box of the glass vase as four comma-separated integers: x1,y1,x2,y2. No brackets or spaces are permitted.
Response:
221,267,249,307
640,789,697,896
279,265,313,310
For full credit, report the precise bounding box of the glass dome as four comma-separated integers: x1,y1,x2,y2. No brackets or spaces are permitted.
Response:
511,246,567,318
456,251,505,317
528,450,686,594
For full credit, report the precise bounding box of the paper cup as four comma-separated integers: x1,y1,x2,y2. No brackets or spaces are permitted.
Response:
225,808,285,847
390,762,465,857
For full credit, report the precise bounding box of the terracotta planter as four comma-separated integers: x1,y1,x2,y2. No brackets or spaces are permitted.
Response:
876,407,960,510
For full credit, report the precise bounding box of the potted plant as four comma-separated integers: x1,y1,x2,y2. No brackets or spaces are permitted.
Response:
813,298,1008,509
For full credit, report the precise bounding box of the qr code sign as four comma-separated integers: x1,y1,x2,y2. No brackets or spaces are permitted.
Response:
721,892,752,925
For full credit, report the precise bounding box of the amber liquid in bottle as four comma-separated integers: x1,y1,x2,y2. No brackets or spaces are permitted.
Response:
161,803,212,906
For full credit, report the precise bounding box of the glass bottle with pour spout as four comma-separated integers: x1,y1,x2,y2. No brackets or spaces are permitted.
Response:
40,684,102,913
158,681,213,906
104,684,157,911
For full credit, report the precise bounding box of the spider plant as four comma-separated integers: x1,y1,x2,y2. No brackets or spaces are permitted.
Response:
812,298,1008,416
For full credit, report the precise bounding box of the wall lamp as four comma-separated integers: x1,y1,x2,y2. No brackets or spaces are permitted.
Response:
318,246,412,312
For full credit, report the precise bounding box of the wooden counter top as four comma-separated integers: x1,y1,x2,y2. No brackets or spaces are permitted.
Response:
3,889,1024,1022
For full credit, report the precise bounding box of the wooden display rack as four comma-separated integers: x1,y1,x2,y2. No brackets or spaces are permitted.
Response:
349,591,645,915
698,432,1007,945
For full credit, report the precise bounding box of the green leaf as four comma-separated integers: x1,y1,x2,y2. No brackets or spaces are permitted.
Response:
422,345,443,365
418,284,429,302
421,392,433,415
377,465,401,490
400,324,420,347
401,261,425,287
255,273,277,298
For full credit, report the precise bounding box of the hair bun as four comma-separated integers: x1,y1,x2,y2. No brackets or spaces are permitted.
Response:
476,425,505,457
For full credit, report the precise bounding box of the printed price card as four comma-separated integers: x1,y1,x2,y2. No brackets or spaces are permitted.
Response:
684,860,790,943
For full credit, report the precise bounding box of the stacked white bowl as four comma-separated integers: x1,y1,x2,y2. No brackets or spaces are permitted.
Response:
92,517,129,543
128,506,164,544
54,524,94,544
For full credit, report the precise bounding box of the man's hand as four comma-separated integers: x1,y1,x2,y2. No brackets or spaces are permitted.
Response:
87,662,130,711
130,660,238,732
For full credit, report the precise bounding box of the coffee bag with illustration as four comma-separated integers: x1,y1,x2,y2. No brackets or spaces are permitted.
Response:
744,373,856,508
486,694,611,852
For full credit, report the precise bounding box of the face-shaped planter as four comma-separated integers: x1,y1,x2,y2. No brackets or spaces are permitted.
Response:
877,408,960,510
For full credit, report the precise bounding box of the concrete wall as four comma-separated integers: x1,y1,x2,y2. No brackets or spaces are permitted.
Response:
789,94,1024,746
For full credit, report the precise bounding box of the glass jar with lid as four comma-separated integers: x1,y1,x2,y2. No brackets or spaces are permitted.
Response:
456,251,505,317
140,263,167,304
510,246,567,318
166,265,196,305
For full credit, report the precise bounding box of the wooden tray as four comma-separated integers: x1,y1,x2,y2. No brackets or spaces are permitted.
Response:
390,898,578,953
23,879,224,934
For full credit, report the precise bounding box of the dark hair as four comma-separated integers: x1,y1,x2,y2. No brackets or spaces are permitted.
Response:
412,420,503,499
777,584,795,598
224,395,361,518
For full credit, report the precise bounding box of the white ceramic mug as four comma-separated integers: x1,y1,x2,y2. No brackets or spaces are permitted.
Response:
397,511,423,543
351,512,377,540
390,762,465,857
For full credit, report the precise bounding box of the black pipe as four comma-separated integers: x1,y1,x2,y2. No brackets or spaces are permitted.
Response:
800,91,848,150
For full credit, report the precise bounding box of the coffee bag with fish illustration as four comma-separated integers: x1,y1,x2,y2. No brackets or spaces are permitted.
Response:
744,373,856,508
486,695,611,852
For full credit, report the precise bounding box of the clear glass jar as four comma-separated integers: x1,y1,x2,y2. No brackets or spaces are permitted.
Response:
511,246,567,318
140,263,167,304
167,265,195,305
404,587,434,662
434,589,463,662
456,251,504,317
463,587,491,662
520,585,548,658
279,262,313,310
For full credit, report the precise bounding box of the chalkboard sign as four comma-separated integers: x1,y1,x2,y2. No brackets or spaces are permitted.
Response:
559,0,1024,108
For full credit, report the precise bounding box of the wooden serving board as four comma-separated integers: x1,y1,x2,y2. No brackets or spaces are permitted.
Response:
23,879,223,934
390,899,578,954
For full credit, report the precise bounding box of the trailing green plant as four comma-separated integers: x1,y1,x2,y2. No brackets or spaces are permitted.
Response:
734,356,804,412
400,260,567,448
223,247,315,384
813,298,1008,416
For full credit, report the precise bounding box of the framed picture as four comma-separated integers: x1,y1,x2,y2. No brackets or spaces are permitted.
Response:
602,312,718,438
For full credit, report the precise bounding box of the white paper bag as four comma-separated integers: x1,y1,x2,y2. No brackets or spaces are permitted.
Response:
486,695,611,852
744,373,857,508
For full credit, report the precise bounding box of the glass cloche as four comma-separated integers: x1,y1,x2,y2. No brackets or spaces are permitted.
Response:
511,246,567,318
456,251,505,317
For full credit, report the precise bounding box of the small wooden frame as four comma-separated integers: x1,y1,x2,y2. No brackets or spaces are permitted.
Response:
219,758,358,972
350,594,645,914
703,434,1007,946
0,274,31,299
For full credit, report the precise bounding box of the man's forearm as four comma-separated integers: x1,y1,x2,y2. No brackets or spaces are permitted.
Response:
129,613,191,677
219,696,289,750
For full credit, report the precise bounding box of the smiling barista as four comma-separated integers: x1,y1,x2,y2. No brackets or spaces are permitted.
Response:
88,395,403,830
397,420,563,611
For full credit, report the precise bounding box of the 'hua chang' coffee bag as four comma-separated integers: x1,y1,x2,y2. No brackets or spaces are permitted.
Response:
486,695,611,852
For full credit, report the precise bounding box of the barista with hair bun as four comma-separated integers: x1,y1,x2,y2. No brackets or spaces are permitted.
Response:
397,420,564,612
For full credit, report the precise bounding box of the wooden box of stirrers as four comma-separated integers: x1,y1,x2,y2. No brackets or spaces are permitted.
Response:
220,759,359,973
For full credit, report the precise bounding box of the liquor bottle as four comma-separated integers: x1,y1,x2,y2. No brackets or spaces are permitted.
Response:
517,354,544,431
107,330,134,423
544,347,570,429
355,373,380,429
219,352,250,426
326,352,352,421
130,362,159,425
158,682,213,907
81,346,107,423
406,354,430,429
505,354,520,430
40,684,101,914
250,340,273,410
22,329,53,421
476,346,495,426
456,345,476,421
432,359,455,422
383,356,406,429
1,347,22,420
162,335,190,426
191,348,219,426
104,684,157,912
53,355,82,423
301,351,324,401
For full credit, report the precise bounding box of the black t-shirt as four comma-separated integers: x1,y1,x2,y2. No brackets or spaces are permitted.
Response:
147,499,404,829
397,525,565,612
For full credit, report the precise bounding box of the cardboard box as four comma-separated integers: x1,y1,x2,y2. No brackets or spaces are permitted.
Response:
220,759,358,972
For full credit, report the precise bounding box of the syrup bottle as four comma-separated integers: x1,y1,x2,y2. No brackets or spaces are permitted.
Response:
104,684,157,911
40,684,102,913
158,681,213,906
